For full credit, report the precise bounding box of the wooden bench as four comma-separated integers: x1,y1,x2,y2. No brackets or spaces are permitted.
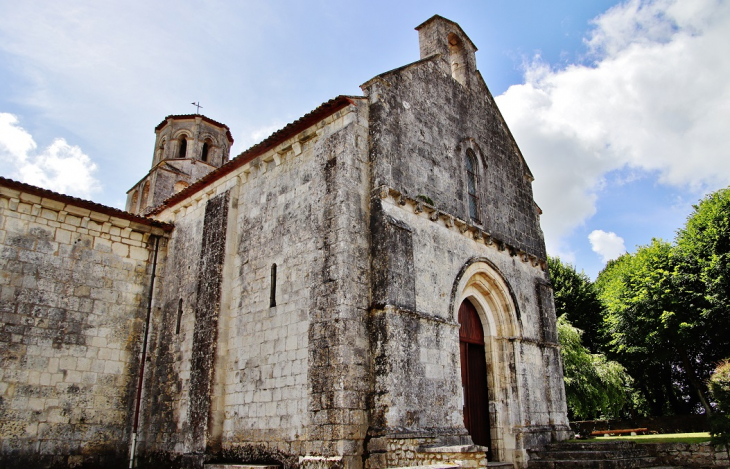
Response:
590,428,648,436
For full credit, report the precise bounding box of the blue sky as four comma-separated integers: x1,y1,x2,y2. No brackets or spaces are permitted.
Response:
1,0,729,279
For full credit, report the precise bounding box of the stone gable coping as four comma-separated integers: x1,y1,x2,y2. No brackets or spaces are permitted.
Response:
360,55,443,92
376,185,547,272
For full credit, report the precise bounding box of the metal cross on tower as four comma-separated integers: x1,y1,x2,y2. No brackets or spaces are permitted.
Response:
191,102,203,114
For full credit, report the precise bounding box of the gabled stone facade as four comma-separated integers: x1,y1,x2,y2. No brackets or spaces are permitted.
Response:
0,15,570,469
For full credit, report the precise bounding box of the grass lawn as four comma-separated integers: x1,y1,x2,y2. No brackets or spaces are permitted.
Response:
569,432,712,444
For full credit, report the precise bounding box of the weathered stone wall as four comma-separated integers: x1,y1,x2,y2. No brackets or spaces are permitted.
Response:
363,26,569,465
141,101,371,468
0,181,169,468
153,162,221,208
136,186,208,468
128,159,222,215
649,442,730,468
382,436,487,469
364,54,545,259
220,101,371,468
0,17,569,469
367,189,569,466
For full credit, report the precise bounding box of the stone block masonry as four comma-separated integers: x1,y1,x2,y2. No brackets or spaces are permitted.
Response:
135,98,372,469
650,442,730,468
189,191,230,452
0,179,171,469
0,15,573,469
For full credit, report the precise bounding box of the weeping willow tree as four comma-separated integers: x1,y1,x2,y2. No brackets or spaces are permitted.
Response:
557,316,633,420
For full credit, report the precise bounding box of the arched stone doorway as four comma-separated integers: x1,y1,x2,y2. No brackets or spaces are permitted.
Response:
452,259,523,464
459,299,491,459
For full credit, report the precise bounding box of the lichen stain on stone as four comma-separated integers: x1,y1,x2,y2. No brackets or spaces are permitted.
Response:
189,191,230,451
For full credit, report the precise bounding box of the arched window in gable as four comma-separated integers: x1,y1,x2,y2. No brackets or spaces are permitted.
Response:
465,149,479,223
178,137,187,158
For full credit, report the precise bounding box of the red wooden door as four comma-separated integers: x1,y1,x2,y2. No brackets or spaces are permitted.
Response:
459,300,492,457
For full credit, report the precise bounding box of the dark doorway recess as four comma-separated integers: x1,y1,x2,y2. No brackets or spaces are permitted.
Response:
459,299,492,460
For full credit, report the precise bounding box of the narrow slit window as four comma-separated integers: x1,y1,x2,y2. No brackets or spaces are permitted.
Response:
176,298,183,334
466,149,479,222
270,264,277,307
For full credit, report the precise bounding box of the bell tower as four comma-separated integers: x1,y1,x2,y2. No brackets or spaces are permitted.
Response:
126,114,233,215
415,15,478,89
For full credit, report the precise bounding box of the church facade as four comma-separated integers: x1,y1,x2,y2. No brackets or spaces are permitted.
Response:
0,16,570,469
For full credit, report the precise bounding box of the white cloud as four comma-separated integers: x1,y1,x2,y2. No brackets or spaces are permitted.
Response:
0,113,100,199
496,0,730,257
243,121,287,149
588,230,626,263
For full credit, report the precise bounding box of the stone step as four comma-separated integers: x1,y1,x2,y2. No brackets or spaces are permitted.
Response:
543,441,641,452
391,463,512,469
529,449,651,461
527,457,659,469
205,465,281,469
527,440,666,468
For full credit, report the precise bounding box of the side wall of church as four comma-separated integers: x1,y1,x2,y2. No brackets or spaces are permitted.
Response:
221,101,371,469
0,183,168,469
136,195,208,465
139,101,372,469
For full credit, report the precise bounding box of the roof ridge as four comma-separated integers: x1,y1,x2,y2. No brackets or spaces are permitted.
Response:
0,176,173,230
148,95,360,215
155,114,234,143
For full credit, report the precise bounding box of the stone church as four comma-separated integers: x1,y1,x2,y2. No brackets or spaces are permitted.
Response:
0,15,570,469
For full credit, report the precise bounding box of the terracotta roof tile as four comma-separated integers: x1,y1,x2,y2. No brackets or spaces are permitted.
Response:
155,114,234,143
0,176,174,231
149,95,364,215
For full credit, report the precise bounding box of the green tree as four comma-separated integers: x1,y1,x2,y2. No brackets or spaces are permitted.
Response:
595,239,699,415
674,188,730,397
557,316,631,420
548,256,605,352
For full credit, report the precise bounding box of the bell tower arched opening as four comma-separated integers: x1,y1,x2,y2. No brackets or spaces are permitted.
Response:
178,137,188,158
125,114,233,214
201,140,212,163
448,32,468,86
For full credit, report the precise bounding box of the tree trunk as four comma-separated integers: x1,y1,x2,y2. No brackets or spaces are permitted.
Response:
678,346,713,414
